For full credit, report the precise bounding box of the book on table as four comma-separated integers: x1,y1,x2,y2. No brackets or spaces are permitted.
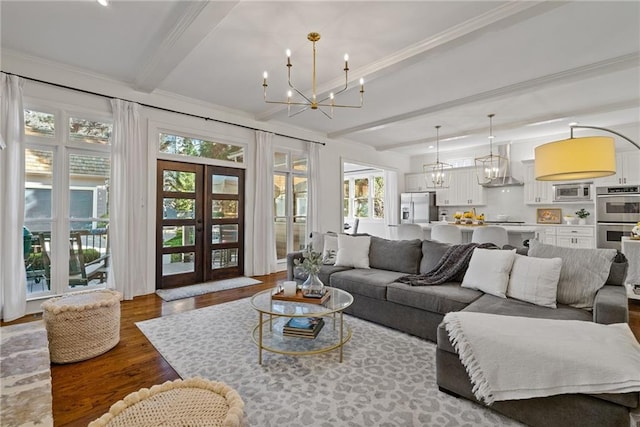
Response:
283,317,325,338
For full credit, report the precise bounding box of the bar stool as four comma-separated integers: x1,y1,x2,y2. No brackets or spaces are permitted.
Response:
430,224,463,244
471,226,509,248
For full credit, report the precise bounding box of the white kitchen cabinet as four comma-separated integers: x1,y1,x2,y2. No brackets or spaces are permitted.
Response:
534,226,557,245
596,151,640,186
431,168,485,206
405,172,427,192
555,227,595,249
523,161,553,204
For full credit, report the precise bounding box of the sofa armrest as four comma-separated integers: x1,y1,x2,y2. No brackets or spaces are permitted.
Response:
593,285,629,324
286,251,304,281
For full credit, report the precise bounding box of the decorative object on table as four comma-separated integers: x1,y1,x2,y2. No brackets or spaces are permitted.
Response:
293,246,326,297
536,208,562,224
575,208,590,225
453,212,463,224
463,211,474,225
282,280,297,297
272,288,331,305
563,215,575,225
282,317,325,339
632,222,640,239
476,213,485,225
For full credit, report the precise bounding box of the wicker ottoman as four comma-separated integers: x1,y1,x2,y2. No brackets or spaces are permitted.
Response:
42,289,121,364
89,377,245,427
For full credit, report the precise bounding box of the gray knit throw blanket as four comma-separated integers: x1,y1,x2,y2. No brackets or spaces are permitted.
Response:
397,242,498,286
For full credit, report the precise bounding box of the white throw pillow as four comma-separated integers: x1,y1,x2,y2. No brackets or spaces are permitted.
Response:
461,248,516,298
322,234,338,265
507,254,562,308
335,235,371,269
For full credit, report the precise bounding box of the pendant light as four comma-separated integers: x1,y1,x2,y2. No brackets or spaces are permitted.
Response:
474,114,507,185
423,125,452,189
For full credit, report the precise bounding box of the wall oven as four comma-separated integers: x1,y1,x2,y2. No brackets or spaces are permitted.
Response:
596,185,640,250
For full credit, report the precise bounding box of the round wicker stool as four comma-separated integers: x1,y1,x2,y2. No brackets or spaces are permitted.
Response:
89,377,245,427
42,289,121,364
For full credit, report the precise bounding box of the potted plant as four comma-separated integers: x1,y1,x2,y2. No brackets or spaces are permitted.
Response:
293,246,325,296
575,208,590,225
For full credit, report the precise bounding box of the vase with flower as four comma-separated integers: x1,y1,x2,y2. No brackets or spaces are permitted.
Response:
575,208,590,225
293,246,326,297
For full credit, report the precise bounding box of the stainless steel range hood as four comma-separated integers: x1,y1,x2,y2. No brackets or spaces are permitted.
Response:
480,144,524,188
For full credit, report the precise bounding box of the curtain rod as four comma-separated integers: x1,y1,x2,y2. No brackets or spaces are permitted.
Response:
3,71,326,146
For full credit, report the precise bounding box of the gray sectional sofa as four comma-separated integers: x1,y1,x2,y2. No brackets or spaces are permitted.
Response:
286,233,638,427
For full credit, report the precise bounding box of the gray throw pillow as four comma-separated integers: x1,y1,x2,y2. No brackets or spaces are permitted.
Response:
420,239,453,274
369,236,422,274
528,240,617,309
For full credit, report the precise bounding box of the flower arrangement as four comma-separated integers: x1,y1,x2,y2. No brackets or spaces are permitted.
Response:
575,208,590,219
632,222,640,238
463,211,474,219
293,246,324,275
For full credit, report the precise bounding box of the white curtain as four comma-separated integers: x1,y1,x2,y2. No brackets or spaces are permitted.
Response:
253,131,276,275
384,169,399,239
307,142,321,237
107,100,147,300
0,73,27,321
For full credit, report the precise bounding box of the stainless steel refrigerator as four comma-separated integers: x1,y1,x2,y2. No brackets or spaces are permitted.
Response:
400,192,437,224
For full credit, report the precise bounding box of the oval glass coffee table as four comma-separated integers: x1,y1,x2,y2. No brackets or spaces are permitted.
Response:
250,287,354,364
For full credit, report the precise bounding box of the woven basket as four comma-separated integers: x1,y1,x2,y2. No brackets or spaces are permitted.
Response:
42,289,121,363
88,377,245,427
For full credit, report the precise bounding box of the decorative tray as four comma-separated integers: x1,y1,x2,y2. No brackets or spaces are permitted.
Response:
272,289,330,305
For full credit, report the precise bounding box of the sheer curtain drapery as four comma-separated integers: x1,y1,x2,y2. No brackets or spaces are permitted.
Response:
307,142,321,236
107,99,147,299
0,73,27,321
384,170,399,239
252,131,276,275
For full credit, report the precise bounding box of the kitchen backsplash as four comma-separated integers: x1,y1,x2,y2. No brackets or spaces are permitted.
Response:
437,186,595,224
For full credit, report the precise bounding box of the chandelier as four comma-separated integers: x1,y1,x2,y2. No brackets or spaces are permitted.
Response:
262,32,364,119
423,125,452,189
474,114,507,185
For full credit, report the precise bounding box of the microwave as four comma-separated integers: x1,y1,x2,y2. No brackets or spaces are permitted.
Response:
553,182,592,202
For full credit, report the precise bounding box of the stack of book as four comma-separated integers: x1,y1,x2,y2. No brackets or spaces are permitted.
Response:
282,317,325,339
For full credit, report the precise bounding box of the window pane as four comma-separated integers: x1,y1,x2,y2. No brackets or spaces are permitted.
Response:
24,228,51,295
212,175,238,195
273,174,287,217
69,223,109,285
212,249,238,269
163,226,195,247
293,176,307,217
355,199,369,217
212,200,238,219
274,152,288,169
212,224,238,244
69,153,110,224
163,252,195,276
292,153,307,171
374,176,385,219
355,178,369,198
374,198,384,219
69,117,112,145
159,132,244,162
274,218,287,260
163,170,195,192
344,180,349,198
24,110,55,138
163,198,195,219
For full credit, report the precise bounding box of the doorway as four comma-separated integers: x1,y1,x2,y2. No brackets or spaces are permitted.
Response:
156,160,244,289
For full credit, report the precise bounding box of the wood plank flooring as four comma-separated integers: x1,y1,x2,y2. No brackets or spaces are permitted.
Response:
3,273,640,427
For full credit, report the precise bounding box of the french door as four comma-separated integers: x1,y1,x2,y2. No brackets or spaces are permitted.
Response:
156,160,244,289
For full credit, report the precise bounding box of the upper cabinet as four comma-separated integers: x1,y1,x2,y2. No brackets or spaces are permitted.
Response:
596,151,640,186
523,160,553,204
435,167,485,206
405,172,427,192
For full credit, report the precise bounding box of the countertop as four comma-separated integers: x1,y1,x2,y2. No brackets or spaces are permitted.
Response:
413,222,595,234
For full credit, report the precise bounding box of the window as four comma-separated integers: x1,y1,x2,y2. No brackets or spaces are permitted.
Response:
273,150,308,260
344,173,384,221
159,132,244,163
23,108,111,298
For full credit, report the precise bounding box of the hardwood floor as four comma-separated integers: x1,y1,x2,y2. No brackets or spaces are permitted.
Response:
2,274,640,427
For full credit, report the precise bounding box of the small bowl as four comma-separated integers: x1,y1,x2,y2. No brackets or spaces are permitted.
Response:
496,214,509,221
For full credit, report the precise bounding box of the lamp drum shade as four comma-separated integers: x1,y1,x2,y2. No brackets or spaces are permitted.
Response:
534,136,616,181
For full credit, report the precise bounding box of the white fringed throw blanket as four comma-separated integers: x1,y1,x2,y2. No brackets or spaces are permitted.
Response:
443,312,640,405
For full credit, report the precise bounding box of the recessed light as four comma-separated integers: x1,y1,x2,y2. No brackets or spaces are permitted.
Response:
428,145,435,149
97,0,109,7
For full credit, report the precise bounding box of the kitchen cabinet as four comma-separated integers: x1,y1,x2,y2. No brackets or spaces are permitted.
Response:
535,226,595,248
523,160,553,204
405,172,427,192
596,151,640,186
436,168,485,206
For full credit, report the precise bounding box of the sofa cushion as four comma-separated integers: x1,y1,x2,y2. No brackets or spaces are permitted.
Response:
461,248,516,298
369,236,422,274
529,240,617,309
507,254,562,308
335,234,371,269
329,268,406,300
420,240,452,273
386,281,483,315
463,294,593,322
317,264,352,286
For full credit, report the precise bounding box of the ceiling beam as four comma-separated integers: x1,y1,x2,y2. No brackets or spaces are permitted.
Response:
330,52,640,140
133,1,239,93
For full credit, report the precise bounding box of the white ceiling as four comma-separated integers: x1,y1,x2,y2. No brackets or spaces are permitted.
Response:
2,1,639,156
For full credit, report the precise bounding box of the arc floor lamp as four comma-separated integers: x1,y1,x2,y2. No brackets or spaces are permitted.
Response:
535,125,640,181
